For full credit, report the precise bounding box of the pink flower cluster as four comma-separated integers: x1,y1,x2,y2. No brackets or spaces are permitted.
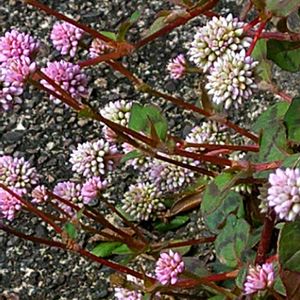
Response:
0,188,23,221
155,249,185,285
167,54,186,79
40,60,88,104
0,155,39,220
81,176,107,204
267,168,300,221
244,263,275,295
50,21,83,57
0,29,39,111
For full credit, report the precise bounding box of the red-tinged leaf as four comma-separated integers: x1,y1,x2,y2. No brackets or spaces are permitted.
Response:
167,189,204,217
280,269,300,299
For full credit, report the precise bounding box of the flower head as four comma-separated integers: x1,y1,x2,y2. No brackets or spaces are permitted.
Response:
122,182,165,221
185,121,230,145
40,60,88,104
114,275,143,300
205,50,258,109
0,187,23,221
167,54,186,79
189,14,251,72
31,185,48,204
101,100,132,142
70,139,117,178
81,176,107,204
53,181,82,215
89,38,113,58
244,263,275,295
0,155,39,192
0,29,39,63
3,56,36,84
155,249,185,285
267,168,300,221
149,155,198,194
50,21,83,57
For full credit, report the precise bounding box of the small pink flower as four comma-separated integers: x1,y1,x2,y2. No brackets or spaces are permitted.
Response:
31,185,48,204
40,60,88,104
89,38,113,58
155,249,185,285
50,21,83,57
53,181,82,215
167,54,186,79
81,176,107,204
244,263,275,295
3,56,36,84
0,187,23,221
0,29,39,63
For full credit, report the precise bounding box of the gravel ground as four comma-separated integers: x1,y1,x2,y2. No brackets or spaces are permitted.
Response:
1,0,300,299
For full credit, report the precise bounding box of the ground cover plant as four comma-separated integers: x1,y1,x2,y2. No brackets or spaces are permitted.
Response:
1,0,300,299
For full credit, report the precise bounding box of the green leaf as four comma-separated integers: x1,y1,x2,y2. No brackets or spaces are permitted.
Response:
258,121,289,162
267,40,300,72
201,172,244,233
144,16,166,37
128,103,168,141
266,0,300,17
112,244,134,255
117,21,131,41
284,97,300,144
91,241,122,257
130,11,141,23
251,39,272,82
279,220,300,272
183,257,210,277
154,215,189,233
99,31,117,41
78,107,95,119
282,153,300,168
252,102,290,162
120,150,142,163
64,222,77,240
252,102,289,133
64,223,76,239
235,266,248,289
215,215,250,268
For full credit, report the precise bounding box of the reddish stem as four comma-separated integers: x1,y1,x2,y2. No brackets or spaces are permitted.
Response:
152,236,216,251
275,90,293,103
0,222,147,280
135,0,219,49
183,142,259,152
243,16,260,32
24,0,118,46
173,270,239,288
246,20,267,56
0,184,62,234
255,209,276,265
248,30,300,41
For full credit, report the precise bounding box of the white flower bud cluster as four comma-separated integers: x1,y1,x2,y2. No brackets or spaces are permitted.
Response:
188,14,257,109
70,139,117,178
189,14,252,72
122,182,165,221
101,100,133,142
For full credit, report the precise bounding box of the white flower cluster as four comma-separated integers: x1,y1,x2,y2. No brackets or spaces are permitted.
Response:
188,14,257,109
122,182,165,222
101,100,132,142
